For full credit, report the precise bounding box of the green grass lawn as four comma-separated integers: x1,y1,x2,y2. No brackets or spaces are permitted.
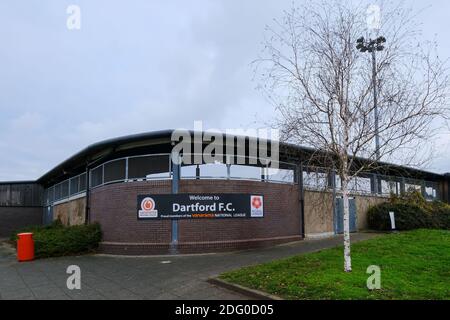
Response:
220,230,450,300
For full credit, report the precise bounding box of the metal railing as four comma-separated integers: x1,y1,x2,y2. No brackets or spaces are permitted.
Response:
43,154,441,206
301,166,441,200
45,172,87,206
44,153,299,205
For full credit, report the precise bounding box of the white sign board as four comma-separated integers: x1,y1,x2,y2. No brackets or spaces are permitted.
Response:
389,211,396,230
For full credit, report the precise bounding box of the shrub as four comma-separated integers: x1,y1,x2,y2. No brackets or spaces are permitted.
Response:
11,221,102,259
368,191,450,231
430,202,450,230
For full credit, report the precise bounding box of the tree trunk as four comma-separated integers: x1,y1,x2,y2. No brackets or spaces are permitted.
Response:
341,176,352,272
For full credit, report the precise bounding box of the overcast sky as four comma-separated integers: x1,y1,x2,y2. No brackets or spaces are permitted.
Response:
1,0,450,181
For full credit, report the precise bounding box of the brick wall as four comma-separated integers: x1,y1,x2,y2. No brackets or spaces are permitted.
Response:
89,180,302,254
0,207,42,238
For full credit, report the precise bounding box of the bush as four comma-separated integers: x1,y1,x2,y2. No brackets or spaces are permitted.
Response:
431,202,450,230
11,221,102,259
368,191,450,231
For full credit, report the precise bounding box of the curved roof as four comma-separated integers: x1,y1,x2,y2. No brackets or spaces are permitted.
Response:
37,130,175,185
32,129,445,186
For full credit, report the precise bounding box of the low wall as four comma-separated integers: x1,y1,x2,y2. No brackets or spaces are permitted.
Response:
90,180,302,255
0,207,42,238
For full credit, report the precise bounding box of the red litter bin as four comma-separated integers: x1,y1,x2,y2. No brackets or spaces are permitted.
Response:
17,233,35,262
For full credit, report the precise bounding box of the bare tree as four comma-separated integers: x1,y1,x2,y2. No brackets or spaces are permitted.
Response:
255,0,449,272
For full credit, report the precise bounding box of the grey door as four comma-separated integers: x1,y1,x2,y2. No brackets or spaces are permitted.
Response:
335,197,357,234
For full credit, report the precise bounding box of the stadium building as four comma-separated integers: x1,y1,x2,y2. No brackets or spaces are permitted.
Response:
0,130,447,254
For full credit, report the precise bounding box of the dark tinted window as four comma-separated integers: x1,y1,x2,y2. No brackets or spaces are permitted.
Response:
79,173,86,192
104,159,126,183
128,155,170,179
90,166,103,187
70,176,80,195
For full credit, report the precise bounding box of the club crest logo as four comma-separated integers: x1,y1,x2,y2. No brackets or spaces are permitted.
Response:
138,197,158,218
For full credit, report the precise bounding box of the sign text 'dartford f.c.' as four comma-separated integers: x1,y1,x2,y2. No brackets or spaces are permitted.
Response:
137,194,264,219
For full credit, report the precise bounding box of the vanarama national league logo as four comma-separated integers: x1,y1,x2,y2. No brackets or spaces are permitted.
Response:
139,197,158,218
250,195,264,217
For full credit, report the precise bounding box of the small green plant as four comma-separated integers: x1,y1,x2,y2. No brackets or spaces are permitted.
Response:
11,221,102,258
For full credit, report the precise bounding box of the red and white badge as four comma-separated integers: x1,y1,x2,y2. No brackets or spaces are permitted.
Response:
250,195,264,217
138,197,158,218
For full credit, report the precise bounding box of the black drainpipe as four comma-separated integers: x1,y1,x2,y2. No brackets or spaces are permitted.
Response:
84,163,90,225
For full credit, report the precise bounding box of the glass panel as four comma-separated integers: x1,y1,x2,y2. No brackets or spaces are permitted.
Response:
54,183,62,200
354,177,371,193
425,182,439,200
70,176,80,195
61,180,69,199
303,171,327,189
181,165,198,178
425,186,433,198
104,159,126,183
347,178,357,191
128,155,170,179
267,167,295,183
90,166,103,187
48,186,54,203
198,162,228,178
405,183,421,192
79,173,86,192
381,180,399,195
230,165,261,180
334,176,373,193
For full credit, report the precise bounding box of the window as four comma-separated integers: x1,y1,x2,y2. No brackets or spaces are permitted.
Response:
70,176,80,195
54,183,62,200
405,183,421,192
381,180,399,195
79,173,87,192
61,180,69,199
304,171,328,189
48,186,54,204
353,177,371,194
128,155,170,179
104,159,126,183
90,166,103,188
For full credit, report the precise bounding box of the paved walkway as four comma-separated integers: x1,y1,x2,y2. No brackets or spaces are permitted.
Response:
0,233,380,300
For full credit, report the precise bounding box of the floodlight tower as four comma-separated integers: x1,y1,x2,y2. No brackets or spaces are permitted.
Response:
356,36,386,193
